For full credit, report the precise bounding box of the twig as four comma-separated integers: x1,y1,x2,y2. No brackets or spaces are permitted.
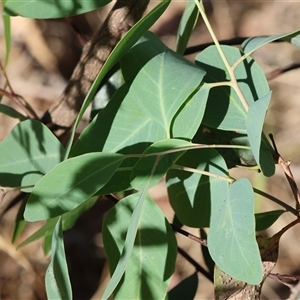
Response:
65,17,89,47
266,63,300,80
177,246,213,282
253,187,298,216
184,36,286,55
0,62,38,119
268,273,300,288
171,224,207,247
269,134,300,210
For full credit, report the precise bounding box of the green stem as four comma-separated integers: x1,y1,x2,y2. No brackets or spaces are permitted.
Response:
1,184,35,192
172,164,234,183
195,0,249,111
253,187,298,216
127,143,251,159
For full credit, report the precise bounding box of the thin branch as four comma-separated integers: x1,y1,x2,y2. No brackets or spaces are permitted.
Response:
171,224,207,247
0,62,38,119
268,272,300,288
269,134,300,210
266,63,300,81
172,164,233,183
253,187,298,216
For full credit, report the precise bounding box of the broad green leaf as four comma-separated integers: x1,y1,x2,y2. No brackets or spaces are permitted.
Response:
131,139,191,190
103,193,177,299
45,217,72,300
255,210,285,232
196,45,270,133
24,153,124,222
168,272,198,300
102,157,168,299
0,103,27,120
242,29,300,55
171,83,210,139
176,0,200,55
66,0,171,157
0,120,65,192
246,92,274,176
192,125,242,169
18,197,98,249
72,32,205,157
208,178,262,284
71,85,164,156
167,148,228,228
4,0,111,18
123,33,205,136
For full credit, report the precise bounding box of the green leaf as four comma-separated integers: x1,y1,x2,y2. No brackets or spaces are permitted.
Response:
208,178,262,284
242,29,300,55
3,0,111,18
18,197,98,249
196,45,270,133
0,103,27,120
167,148,228,228
66,0,171,157
3,15,11,67
18,218,58,249
168,272,198,300
0,120,65,192
12,197,27,243
131,139,191,190
246,92,274,176
171,83,210,139
45,217,72,300
43,234,52,256
72,85,164,156
24,153,124,221
123,33,205,136
72,31,205,156
103,193,177,299
255,210,285,232
176,0,199,55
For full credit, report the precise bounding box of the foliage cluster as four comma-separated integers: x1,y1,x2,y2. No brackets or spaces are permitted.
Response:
1,0,300,299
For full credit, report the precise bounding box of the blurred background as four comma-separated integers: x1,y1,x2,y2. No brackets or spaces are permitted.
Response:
1,1,300,299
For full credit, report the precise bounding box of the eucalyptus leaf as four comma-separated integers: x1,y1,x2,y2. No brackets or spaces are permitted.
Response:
103,193,177,299
0,120,65,192
45,217,72,300
255,210,285,232
66,0,171,156
242,29,300,55
3,15,10,67
167,148,228,228
72,31,205,157
208,178,262,284
4,0,111,18
171,83,210,139
0,103,27,120
176,0,200,55
246,92,275,176
196,45,270,133
24,153,124,221
131,139,191,190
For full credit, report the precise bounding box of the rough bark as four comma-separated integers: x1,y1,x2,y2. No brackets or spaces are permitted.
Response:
41,0,150,135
